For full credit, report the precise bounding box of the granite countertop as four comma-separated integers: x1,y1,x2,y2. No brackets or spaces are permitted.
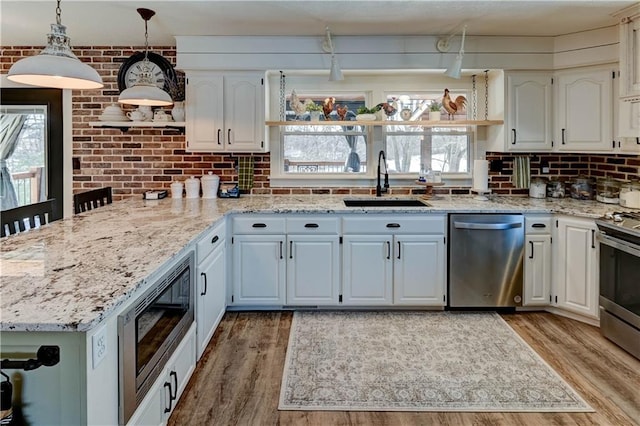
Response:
0,194,616,332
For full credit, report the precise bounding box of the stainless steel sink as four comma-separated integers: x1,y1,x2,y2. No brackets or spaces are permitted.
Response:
343,198,431,207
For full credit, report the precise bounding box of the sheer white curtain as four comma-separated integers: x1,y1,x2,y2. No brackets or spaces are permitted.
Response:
0,114,27,210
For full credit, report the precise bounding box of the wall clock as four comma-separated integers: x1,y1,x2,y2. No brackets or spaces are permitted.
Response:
117,52,176,92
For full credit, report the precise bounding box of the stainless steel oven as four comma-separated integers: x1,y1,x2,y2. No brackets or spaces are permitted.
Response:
596,212,640,360
118,250,194,425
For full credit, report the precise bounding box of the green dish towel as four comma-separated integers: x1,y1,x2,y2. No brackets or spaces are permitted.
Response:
238,157,254,191
512,156,530,189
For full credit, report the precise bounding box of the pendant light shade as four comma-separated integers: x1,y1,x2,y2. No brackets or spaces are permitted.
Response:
323,27,344,82
7,2,103,90
439,25,467,80
118,8,173,107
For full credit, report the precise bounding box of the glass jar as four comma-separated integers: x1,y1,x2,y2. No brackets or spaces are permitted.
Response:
569,176,595,200
546,179,565,198
619,180,640,209
596,176,621,204
529,178,547,198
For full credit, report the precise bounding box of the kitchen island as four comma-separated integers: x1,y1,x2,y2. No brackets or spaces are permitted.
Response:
0,194,615,425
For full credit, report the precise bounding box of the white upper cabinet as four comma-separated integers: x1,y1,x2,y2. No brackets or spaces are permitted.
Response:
555,66,614,152
185,71,265,152
617,5,640,98
506,73,553,151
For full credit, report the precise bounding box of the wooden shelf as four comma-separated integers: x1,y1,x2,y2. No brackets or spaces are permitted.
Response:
266,120,503,127
88,121,186,133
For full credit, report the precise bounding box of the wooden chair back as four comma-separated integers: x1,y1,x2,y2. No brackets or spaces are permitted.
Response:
1,199,56,237
73,187,113,214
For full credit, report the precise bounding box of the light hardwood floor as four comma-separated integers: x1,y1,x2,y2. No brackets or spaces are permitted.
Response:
168,312,640,426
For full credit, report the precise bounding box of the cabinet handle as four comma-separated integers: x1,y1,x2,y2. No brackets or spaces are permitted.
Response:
386,223,400,228
170,371,178,401
304,223,319,228
531,223,546,228
279,241,283,259
561,128,566,144
217,129,221,145
227,129,232,144
636,137,640,145
163,382,173,413
397,241,401,259
252,223,267,228
511,128,517,144
200,272,207,296
289,240,293,259
386,241,391,259
529,241,534,259
211,235,219,244
591,229,596,249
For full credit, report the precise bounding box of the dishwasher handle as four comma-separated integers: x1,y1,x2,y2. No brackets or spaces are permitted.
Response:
454,221,522,230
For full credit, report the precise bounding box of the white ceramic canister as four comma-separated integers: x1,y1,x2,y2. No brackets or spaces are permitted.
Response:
529,178,547,199
170,181,184,198
201,172,220,199
184,177,201,199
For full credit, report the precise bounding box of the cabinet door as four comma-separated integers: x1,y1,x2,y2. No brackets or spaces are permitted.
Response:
342,235,393,305
620,16,640,97
556,68,613,151
286,235,340,305
507,73,553,151
185,73,224,152
232,234,286,305
125,371,165,426
618,97,640,149
393,235,446,306
224,74,264,152
196,244,226,359
167,325,196,407
554,218,599,319
524,234,551,306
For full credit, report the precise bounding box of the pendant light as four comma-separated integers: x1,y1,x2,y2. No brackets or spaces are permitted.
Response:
7,0,103,90
440,25,467,80
118,8,173,107
322,27,343,82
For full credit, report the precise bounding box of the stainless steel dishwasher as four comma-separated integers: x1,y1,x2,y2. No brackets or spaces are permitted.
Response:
449,214,524,308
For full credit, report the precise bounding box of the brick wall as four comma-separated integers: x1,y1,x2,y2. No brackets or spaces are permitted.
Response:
3,46,639,199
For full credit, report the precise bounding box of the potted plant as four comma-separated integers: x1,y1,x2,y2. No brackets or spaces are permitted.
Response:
356,106,379,121
429,101,442,121
306,101,323,121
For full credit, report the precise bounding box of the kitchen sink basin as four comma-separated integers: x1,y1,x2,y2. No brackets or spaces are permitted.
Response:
343,198,431,207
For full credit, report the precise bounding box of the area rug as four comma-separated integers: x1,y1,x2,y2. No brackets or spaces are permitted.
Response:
279,311,593,412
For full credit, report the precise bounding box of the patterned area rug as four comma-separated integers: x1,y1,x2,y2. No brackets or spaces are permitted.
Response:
279,311,593,412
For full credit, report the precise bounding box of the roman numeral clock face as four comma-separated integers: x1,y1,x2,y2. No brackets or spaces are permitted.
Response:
117,52,176,93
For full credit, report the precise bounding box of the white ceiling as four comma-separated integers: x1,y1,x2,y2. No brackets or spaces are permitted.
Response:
1,1,636,46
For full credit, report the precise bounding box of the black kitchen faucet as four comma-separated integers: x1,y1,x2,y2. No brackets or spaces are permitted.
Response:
376,150,389,197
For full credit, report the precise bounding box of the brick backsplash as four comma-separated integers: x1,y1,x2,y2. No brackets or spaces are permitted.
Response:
3,46,639,199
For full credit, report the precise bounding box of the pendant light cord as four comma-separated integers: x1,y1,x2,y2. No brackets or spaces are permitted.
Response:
144,16,150,61
55,0,62,25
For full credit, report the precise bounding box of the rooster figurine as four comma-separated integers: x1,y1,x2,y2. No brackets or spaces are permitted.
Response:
290,90,307,119
336,104,348,121
442,88,467,120
323,97,336,120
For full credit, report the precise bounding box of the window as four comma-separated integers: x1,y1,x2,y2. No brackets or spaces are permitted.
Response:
383,91,471,176
281,93,368,175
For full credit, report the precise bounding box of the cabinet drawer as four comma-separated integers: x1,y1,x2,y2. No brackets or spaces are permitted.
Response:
525,216,552,234
287,216,340,234
343,215,445,234
233,216,286,234
196,221,226,264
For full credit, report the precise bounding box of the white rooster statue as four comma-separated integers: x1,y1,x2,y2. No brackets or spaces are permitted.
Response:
290,90,315,120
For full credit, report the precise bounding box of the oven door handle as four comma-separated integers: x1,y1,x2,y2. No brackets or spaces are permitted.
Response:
597,233,640,257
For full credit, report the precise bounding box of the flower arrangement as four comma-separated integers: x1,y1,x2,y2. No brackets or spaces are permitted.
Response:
165,71,185,102
429,101,442,112
305,102,323,112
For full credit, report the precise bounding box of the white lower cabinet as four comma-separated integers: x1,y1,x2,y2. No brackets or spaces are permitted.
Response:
232,234,286,305
128,324,196,426
286,234,340,305
553,216,599,319
195,222,226,359
342,215,447,307
523,216,552,306
342,234,394,305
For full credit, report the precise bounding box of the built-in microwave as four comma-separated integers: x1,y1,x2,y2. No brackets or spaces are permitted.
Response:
118,250,194,425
